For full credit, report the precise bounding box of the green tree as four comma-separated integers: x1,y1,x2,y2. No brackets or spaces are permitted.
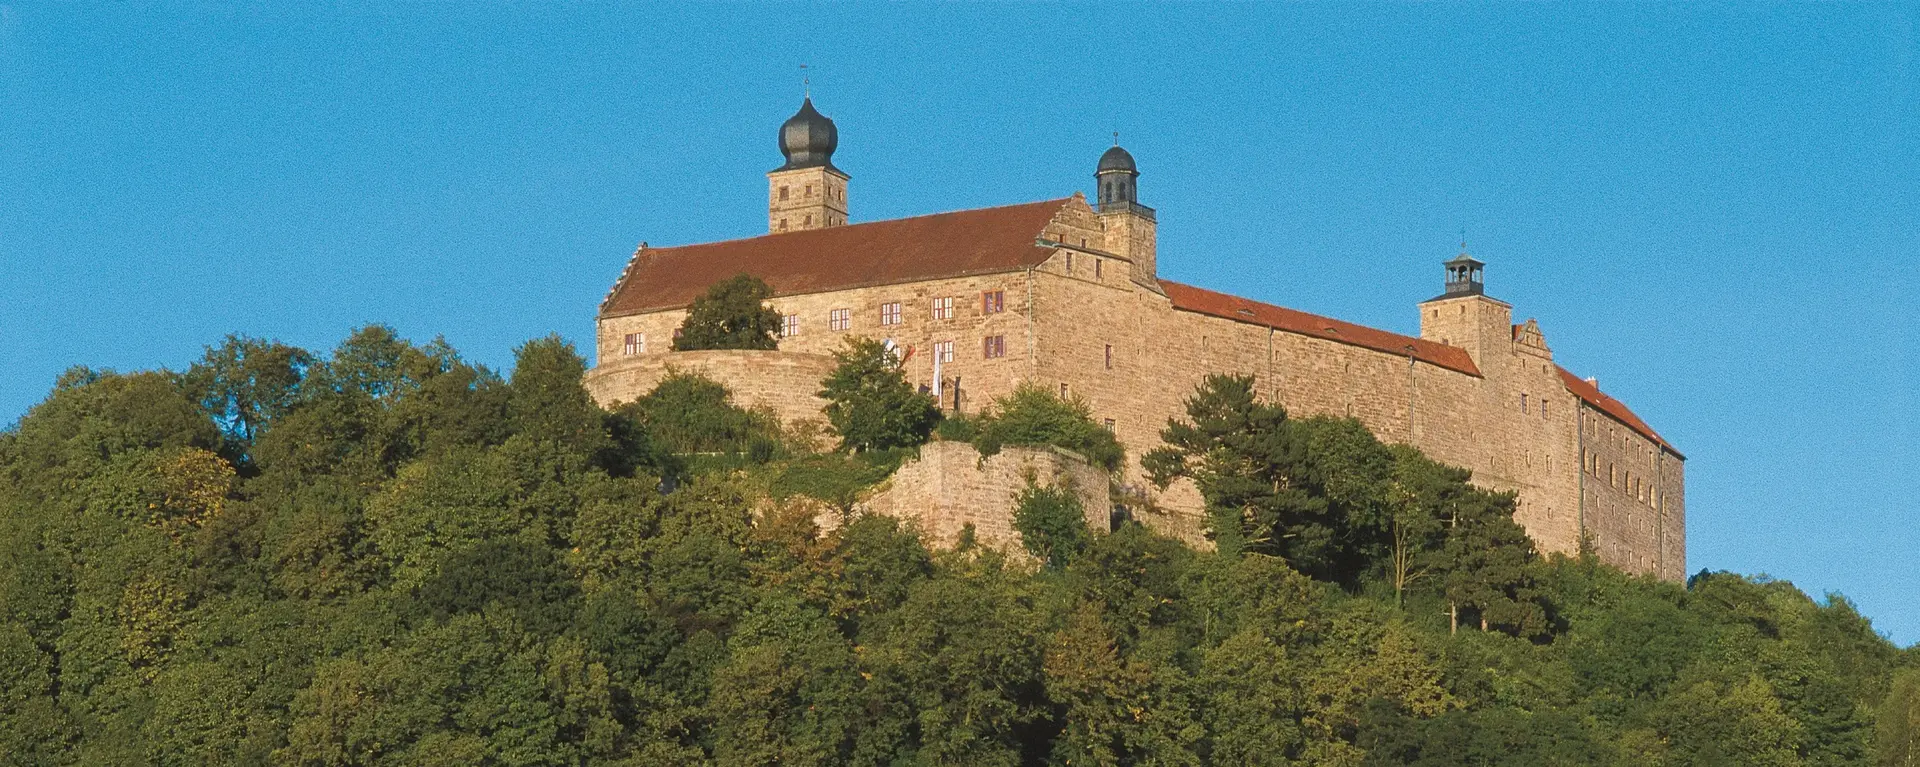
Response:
1011,482,1092,570
179,335,314,447
1142,374,1331,568
618,370,777,456
817,337,940,452
672,273,783,351
1877,668,1920,767
972,383,1125,472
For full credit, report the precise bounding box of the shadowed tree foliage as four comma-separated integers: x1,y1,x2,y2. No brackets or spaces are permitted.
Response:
672,273,783,351
969,383,1125,472
0,330,1905,765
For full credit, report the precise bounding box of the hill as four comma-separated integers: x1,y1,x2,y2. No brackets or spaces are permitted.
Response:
0,326,1911,766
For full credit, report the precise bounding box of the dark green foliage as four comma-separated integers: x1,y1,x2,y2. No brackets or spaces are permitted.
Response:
970,382,1125,471
616,370,778,456
0,330,1906,765
672,273,782,351
1012,483,1092,569
818,337,941,452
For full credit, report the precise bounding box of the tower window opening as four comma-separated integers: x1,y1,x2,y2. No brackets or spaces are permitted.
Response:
779,186,790,201
804,214,813,227
779,218,789,231
805,184,814,197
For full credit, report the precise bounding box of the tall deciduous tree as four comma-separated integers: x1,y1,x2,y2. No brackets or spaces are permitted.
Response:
817,337,940,452
672,273,782,351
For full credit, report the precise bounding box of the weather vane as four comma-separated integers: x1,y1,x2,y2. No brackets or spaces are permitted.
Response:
800,64,810,97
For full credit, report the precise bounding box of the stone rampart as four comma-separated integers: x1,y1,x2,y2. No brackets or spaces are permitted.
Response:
583,349,837,427
860,441,1110,553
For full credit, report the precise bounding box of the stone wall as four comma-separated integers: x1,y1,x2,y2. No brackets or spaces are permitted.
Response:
582,349,837,427
860,441,1111,553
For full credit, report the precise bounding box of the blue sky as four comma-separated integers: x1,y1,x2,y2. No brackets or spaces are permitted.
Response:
3,5,1915,640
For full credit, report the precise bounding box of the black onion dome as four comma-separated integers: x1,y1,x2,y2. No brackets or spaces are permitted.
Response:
1097,145,1137,175
777,97,839,171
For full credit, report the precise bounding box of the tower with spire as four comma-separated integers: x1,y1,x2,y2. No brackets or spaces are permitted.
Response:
767,97,848,233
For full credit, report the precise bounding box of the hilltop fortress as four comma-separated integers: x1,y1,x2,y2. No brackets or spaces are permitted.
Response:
586,98,1686,581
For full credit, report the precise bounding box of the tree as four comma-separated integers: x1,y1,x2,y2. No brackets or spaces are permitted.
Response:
972,383,1125,472
1877,669,1920,767
179,334,315,447
1011,483,1091,570
617,371,777,455
1142,374,1330,567
672,273,782,351
817,337,940,452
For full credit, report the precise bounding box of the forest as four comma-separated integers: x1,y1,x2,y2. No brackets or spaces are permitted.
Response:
2,306,1916,765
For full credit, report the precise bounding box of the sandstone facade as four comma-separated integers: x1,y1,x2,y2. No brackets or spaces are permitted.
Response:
586,101,1686,580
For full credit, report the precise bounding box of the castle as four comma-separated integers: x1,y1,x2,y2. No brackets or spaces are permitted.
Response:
586,98,1686,581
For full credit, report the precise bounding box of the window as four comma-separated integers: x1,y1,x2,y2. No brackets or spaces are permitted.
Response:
982,290,1005,314
804,214,813,227
1104,344,1113,369
1521,393,1529,413
983,335,1006,358
779,218,789,231
1066,253,1074,273
1103,418,1115,431
931,296,955,320
622,333,645,355
829,308,851,331
1059,382,1070,398
880,302,902,326
1095,259,1103,279
934,340,954,363
779,185,790,201
805,184,814,198
1542,400,1549,418
780,314,800,337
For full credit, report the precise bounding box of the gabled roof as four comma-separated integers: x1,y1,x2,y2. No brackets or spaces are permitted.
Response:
600,198,1073,317
1558,367,1682,458
1160,280,1483,377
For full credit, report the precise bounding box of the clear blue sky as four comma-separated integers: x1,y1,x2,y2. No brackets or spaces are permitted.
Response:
3,5,1915,640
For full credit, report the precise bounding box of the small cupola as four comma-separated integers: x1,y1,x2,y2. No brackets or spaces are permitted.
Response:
1442,250,1485,297
776,97,840,172
1095,143,1140,210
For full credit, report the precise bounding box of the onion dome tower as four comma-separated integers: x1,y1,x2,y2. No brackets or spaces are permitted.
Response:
767,97,849,233
1094,138,1159,287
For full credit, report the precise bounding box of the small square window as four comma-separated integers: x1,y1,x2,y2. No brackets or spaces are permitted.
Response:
779,186,790,201
829,308,851,331
1103,418,1115,431
623,333,645,355
880,302,902,326
780,314,800,338
983,335,1006,359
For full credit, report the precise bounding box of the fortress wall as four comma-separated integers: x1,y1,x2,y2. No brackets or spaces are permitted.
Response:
1580,407,1685,578
583,349,837,427
592,256,1679,578
859,440,1110,553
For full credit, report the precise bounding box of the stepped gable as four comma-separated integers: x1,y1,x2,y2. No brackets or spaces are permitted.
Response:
601,198,1073,317
1558,367,1680,456
1160,280,1482,377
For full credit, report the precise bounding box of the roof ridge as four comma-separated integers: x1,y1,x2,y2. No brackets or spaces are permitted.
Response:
644,197,1074,252
1159,279,1481,377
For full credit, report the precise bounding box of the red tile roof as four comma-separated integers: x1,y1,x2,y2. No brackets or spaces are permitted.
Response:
1160,280,1483,377
1558,367,1681,457
600,198,1074,317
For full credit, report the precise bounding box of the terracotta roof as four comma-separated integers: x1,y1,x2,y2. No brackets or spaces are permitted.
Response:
600,198,1074,317
1558,367,1681,458
1160,280,1483,377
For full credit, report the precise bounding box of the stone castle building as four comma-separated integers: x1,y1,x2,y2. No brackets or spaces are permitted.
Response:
586,98,1687,580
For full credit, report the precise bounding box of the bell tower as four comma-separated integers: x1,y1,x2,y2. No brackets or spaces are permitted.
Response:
767,98,849,233
1095,140,1158,286
1419,248,1512,366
